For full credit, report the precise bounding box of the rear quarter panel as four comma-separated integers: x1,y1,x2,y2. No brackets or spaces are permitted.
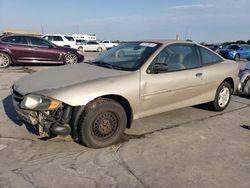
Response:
200,60,239,102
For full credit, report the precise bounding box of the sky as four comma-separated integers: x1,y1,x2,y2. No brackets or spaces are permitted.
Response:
0,0,250,43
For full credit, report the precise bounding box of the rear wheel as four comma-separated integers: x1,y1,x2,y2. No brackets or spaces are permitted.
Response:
64,53,78,65
78,98,127,148
0,52,11,68
97,47,103,52
208,82,232,111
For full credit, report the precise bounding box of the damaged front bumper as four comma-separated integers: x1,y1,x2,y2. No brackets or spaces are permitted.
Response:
238,69,250,95
12,89,73,136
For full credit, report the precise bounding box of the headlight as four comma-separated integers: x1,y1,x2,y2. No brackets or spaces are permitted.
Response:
20,94,61,111
229,51,236,56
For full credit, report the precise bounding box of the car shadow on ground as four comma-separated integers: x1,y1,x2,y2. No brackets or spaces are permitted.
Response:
2,95,37,135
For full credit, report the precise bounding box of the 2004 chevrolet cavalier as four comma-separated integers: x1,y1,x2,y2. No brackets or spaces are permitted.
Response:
11,40,239,148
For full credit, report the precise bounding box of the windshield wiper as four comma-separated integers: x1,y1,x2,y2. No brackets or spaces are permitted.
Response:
91,61,115,69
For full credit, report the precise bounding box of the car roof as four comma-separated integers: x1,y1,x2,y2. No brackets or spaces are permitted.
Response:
126,39,196,46
43,34,72,37
0,34,41,38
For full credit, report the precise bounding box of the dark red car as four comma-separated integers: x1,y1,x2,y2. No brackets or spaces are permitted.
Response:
0,35,84,68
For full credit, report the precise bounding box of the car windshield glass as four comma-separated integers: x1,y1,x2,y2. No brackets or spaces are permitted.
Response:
65,36,74,41
90,42,160,71
226,45,240,50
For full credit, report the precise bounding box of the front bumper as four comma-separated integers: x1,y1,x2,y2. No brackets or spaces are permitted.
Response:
12,90,72,136
238,70,250,95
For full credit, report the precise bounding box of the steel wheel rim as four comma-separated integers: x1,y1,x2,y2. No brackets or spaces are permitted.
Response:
0,54,10,67
65,54,77,64
218,86,230,107
92,112,118,140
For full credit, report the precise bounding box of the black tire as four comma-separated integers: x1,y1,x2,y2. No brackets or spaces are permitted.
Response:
64,53,78,65
78,98,127,148
78,46,84,52
97,47,103,52
0,52,11,68
234,54,240,61
208,82,232,111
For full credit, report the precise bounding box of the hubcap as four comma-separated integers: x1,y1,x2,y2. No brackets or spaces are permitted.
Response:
218,86,230,107
0,54,10,67
92,112,118,140
65,54,77,64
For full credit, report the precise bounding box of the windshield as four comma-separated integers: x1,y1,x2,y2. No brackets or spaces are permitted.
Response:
90,42,160,71
226,45,240,50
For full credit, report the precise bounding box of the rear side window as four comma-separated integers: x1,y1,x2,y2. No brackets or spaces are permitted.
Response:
87,41,98,45
64,36,74,41
200,47,223,65
2,36,28,45
48,36,63,41
29,37,51,47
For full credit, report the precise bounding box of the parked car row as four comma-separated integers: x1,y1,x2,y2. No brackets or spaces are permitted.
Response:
42,34,118,52
203,43,250,61
218,44,250,61
0,34,84,68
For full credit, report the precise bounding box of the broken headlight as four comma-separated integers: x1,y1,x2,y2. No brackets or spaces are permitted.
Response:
20,94,62,111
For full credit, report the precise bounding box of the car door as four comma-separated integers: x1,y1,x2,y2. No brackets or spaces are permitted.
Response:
238,47,248,58
26,36,60,63
88,41,97,51
83,41,91,51
1,36,29,62
139,44,204,117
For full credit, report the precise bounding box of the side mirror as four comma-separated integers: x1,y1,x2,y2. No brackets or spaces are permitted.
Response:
48,44,54,48
152,63,168,73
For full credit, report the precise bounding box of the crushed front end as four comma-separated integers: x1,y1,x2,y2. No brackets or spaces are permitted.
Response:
238,62,250,95
11,87,73,137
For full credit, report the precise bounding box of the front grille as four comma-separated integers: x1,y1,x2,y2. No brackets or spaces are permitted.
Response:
13,89,24,103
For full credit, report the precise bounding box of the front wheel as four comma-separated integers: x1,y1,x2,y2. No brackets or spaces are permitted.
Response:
78,98,127,148
208,82,232,111
234,54,240,61
64,53,78,65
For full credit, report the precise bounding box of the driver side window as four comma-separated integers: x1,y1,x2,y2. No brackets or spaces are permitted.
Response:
150,44,200,73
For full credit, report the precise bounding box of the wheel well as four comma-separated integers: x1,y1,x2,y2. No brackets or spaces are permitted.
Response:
223,77,234,93
102,95,133,128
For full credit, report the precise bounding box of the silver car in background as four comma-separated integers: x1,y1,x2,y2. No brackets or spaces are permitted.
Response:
11,40,239,148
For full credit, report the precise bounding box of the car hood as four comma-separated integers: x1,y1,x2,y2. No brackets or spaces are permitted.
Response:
13,63,129,96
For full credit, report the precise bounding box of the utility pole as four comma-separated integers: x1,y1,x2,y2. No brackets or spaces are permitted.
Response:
41,26,44,35
176,33,180,40
76,24,79,34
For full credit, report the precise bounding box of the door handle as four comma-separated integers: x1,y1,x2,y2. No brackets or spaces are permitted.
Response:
196,73,203,77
